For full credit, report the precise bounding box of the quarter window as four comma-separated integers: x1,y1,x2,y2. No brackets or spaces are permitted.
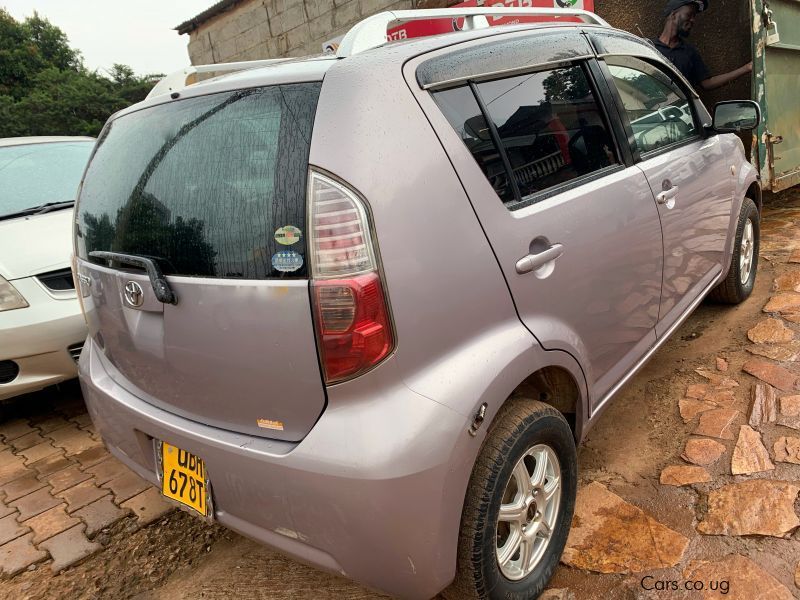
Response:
433,85,516,204
606,58,698,154
433,64,619,207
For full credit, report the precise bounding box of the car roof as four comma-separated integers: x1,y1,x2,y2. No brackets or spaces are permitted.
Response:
0,136,95,148
193,22,615,93
113,55,338,119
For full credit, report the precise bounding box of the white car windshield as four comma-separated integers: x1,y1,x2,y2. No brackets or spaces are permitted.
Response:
0,141,94,219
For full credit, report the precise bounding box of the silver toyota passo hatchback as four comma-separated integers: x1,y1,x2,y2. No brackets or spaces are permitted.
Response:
74,8,762,599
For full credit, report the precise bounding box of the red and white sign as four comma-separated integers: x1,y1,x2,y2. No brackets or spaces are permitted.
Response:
323,0,596,52
387,0,596,42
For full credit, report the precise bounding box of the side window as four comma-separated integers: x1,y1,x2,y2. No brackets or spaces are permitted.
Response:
605,58,698,154
433,86,516,203
433,64,619,206
476,65,618,199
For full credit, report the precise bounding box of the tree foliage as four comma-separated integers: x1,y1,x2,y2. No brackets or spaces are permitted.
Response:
0,10,162,137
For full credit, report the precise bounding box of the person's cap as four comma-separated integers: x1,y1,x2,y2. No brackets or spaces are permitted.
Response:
663,0,708,16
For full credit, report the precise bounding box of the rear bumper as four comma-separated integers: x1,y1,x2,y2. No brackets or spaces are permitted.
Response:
0,277,86,401
79,337,471,600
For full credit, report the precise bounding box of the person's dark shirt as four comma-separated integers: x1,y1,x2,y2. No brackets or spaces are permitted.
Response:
651,38,710,87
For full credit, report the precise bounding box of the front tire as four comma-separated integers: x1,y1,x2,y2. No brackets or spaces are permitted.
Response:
447,399,577,600
708,197,759,304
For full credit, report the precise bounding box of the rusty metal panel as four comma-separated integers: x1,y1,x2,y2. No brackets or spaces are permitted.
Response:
754,0,800,191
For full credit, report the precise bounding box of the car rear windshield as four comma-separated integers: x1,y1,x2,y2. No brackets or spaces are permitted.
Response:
0,141,93,218
76,83,321,279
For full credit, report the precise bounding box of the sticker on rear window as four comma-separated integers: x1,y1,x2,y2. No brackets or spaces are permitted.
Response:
275,225,302,246
272,251,303,273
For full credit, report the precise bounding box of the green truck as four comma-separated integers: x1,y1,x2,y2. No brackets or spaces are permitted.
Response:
597,0,800,192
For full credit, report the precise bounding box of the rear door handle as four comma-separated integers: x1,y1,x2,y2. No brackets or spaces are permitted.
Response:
656,186,679,206
516,244,564,274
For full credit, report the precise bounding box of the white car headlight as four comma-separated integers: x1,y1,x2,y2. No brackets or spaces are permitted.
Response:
0,276,28,311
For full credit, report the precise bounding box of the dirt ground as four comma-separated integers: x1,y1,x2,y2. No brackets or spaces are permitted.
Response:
2,190,800,600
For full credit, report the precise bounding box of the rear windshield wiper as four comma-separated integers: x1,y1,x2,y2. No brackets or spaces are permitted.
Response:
0,201,75,221
89,251,178,305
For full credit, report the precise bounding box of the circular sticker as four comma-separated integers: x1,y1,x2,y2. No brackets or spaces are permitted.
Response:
275,225,302,246
272,250,303,273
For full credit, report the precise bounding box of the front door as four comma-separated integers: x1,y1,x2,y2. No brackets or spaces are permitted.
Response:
604,56,733,336
422,59,664,405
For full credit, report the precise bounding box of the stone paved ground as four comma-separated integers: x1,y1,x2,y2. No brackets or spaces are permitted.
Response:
546,194,800,599
4,192,800,599
0,387,174,579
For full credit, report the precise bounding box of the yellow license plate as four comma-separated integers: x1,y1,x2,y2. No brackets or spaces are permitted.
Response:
161,442,208,517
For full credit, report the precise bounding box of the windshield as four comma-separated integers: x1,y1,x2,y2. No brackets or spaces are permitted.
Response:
0,141,94,218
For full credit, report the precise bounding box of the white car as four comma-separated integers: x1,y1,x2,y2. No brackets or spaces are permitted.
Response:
0,136,94,400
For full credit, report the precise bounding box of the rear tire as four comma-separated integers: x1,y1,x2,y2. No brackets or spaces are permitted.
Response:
708,197,759,304
446,399,577,600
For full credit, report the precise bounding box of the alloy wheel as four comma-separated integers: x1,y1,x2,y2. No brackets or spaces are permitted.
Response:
740,219,755,286
495,444,562,581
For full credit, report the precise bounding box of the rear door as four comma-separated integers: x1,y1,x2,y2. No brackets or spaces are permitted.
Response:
602,56,732,336
74,83,325,442
416,37,664,406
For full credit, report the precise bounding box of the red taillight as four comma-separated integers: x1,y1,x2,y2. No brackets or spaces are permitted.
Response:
307,171,394,384
312,272,393,382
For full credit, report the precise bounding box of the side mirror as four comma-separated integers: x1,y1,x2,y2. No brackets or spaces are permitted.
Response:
713,100,761,133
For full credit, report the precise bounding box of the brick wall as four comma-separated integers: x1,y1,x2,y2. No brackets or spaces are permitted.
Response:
185,0,456,65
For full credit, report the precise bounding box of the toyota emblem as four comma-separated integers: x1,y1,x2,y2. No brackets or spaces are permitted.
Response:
124,281,144,307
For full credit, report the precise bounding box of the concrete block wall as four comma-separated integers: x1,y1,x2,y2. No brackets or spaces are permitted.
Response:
185,0,449,65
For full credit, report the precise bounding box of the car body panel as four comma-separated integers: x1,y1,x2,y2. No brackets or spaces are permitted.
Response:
404,36,664,407
0,210,77,280
309,47,541,421
0,276,85,400
75,260,326,442
637,136,732,337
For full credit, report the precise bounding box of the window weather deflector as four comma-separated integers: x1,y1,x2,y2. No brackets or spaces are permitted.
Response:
88,251,178,305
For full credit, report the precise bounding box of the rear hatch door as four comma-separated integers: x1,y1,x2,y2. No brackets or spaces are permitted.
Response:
75,82,325,442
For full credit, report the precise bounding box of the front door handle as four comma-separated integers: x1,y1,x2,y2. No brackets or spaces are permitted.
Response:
656,186,679,207
516,244,564,274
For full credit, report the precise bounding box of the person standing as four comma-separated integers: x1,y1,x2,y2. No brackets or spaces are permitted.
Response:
653,0,752,90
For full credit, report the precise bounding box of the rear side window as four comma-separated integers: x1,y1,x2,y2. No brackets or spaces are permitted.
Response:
433,64,618,207
76,83,321,279
433,86,516,203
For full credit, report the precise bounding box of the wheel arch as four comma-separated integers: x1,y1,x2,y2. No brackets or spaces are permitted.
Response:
746,180,762,214
499,366,585,443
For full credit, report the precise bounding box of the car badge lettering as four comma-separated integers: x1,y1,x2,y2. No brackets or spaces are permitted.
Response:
124,281,144,307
